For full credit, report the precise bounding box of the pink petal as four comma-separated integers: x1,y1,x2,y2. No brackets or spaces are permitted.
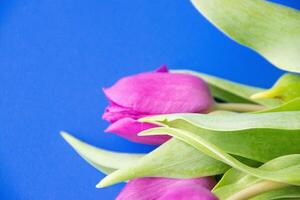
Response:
156,65,169,73
102,103,146,123
116,177,217,200
158,184,218,200
103,72,213,114
105,117,171,145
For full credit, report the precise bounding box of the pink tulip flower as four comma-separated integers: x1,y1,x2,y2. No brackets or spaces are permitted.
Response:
116,177,218,200
103,65,213,145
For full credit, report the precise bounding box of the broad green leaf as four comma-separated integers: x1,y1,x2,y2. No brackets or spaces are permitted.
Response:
174,70,280,106
252,73,300,102
61,132,144,174
97,138,229,187
191,0,300,73
251,186,300,200
144,126,300,163
141,112,300,162
140,128,300,186
213,154,300,199
258,97,300,113
141,111,300,132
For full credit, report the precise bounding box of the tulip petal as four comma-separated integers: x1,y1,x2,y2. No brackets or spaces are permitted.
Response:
158,185,218,200
116,177,217,200
156,65,169,73
104,73,213,114
102,103,146,123
105,117,170,145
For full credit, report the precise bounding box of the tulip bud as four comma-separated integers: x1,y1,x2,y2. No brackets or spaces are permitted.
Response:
103,66,214,145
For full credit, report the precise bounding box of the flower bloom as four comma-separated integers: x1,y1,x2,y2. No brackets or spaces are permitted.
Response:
103,66,213,144
116,177,218,200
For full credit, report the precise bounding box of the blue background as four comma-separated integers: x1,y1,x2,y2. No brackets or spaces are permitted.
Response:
1,0,299,199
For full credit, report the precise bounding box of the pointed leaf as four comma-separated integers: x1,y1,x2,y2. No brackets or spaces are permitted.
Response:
191,0,300,73
97,138,229,188
61,132,144,174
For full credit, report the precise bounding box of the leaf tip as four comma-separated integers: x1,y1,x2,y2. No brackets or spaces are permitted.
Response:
251,90,275,100
137,130,151,136
59,131,83,151
138,128,167,137
96,176,115,188
60,131,73,142
95,181,104,188
138,116,166,127
138,117,152,123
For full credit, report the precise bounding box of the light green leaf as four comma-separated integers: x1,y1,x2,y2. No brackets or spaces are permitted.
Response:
141,112,300,162
61,132,144,174
213,154,300,199
251,186,300,200
140,128,300,186
97,138,229,187
252,73,300,102
141,111,300,132
191,0,300,73
173,70,280,106
258,97,300,113
214,165,300,200
213,168,246,190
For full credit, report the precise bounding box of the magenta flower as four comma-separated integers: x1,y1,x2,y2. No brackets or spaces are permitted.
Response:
103,66,213,145
116,177,218,200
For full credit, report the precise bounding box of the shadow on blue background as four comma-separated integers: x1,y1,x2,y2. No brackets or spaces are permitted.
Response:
1,0,299,199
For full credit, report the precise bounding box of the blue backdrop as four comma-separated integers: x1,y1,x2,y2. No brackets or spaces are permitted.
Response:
1,0,299,199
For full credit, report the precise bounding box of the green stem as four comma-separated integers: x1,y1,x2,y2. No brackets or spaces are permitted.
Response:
213,103,267,112
227,181,289,200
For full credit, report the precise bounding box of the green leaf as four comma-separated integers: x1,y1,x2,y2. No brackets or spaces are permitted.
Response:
214,158,300,200
258,97,300,113
252,73,300,102
97,138,229,187
141,112,300,162
251,186,300,200
213,154,300,199
141,111,300,132
213,168,246,190
191,0,300,73
173,70,280,106
140,128,300,186
60,131,144,174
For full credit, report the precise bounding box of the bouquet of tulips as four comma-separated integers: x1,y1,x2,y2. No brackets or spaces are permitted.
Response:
61,0,300,199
